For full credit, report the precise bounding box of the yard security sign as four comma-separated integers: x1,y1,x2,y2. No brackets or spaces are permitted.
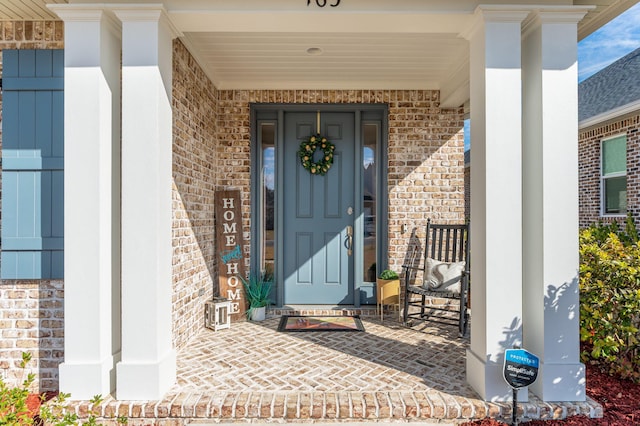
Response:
504,348,539,389
503,348,539,426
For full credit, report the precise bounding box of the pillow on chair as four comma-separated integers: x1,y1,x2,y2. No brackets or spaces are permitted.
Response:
423,258,465,294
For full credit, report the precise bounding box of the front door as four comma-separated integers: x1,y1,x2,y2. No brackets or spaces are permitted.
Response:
283,112,355,304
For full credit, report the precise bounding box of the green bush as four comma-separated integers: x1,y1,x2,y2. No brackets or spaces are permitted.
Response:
579,214,640,382
0,352,126,425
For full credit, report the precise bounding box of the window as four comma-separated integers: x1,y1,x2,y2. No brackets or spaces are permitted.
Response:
259,122,276,275
601,135,627,215
363,123,378,282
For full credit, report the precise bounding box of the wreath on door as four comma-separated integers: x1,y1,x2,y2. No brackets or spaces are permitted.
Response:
298,134,335,176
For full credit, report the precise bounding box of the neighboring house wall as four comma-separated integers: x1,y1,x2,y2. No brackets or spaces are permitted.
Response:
0,20,65,392
578,113,640,228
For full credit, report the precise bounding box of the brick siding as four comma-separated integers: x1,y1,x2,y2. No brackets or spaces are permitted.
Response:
579,113,640,228
0,21,65,392
171,40,218,349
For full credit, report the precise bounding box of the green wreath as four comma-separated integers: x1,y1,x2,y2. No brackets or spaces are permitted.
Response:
298,134,335,176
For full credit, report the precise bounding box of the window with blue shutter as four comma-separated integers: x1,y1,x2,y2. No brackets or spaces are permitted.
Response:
2,49,64,279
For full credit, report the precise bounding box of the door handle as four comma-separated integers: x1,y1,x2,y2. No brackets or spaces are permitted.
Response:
345,225,353,256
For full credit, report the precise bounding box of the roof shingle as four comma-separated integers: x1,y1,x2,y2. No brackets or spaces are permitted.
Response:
579,47,640,122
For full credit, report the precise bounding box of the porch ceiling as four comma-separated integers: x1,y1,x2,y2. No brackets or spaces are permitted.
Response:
180,32,469,91
3,0,639,107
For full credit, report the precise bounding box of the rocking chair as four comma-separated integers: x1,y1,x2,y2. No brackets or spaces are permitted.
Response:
402,219,470,336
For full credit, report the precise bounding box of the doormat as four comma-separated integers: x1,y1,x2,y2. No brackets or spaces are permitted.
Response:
277,315,365,332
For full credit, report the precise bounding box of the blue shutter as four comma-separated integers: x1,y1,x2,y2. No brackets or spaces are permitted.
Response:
2,49,64,279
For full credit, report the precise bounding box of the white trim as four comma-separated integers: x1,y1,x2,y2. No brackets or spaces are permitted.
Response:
521,8,592,38
580,100,640,130
111,5,182,38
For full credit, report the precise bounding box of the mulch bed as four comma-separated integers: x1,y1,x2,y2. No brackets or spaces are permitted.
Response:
462,365,640,425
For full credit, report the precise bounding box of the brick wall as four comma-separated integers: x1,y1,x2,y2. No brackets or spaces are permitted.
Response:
214,90,466,275
171,40,218,349
0,282,64,392
579,113,640,228
0,20,65,392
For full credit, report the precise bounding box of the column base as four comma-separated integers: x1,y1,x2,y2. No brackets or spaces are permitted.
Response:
116,349,176,400
530,362,586,402
466,348,528,402
59,353,118,400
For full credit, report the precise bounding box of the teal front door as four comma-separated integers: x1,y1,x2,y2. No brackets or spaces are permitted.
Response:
283,112,355,304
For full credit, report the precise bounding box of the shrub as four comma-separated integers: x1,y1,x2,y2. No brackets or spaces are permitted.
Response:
0,352,126,425
580,214,640,382
0,353,36,425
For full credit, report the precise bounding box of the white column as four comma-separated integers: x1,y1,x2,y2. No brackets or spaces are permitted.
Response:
113,7,177,401
464,8,529,401
51,6,122,400
522,10,589,402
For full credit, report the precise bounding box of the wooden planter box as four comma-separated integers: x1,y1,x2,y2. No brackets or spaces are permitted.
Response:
376,278,400,321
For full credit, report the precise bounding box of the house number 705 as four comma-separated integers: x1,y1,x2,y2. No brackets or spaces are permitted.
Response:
308,0,341,7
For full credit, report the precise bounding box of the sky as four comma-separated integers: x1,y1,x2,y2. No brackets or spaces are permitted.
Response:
578,2,640,82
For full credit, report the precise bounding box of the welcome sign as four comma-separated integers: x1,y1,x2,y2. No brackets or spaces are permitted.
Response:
215,190,247,321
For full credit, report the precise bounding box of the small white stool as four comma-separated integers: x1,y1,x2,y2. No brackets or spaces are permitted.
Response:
205,297,231,331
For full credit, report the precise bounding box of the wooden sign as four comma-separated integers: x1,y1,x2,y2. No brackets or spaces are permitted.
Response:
215,190,247,321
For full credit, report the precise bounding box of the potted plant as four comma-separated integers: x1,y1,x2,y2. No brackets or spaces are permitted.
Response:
239,271,273,321
376,269,401,320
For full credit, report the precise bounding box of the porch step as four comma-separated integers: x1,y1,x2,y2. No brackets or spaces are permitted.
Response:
188,422,457,425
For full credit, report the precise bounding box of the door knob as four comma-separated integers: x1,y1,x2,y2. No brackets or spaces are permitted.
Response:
345,225,353,256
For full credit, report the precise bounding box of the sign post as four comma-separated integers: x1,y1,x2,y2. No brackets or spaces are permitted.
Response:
503,348,539,425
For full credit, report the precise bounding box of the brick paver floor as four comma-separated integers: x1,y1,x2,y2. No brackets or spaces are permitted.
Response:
65,310,602,425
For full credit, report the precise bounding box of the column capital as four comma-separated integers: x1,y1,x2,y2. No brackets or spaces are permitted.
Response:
48,5,103,22
522,7,593,37
48,5,121,38
112,5,182,38
461,6,530,40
